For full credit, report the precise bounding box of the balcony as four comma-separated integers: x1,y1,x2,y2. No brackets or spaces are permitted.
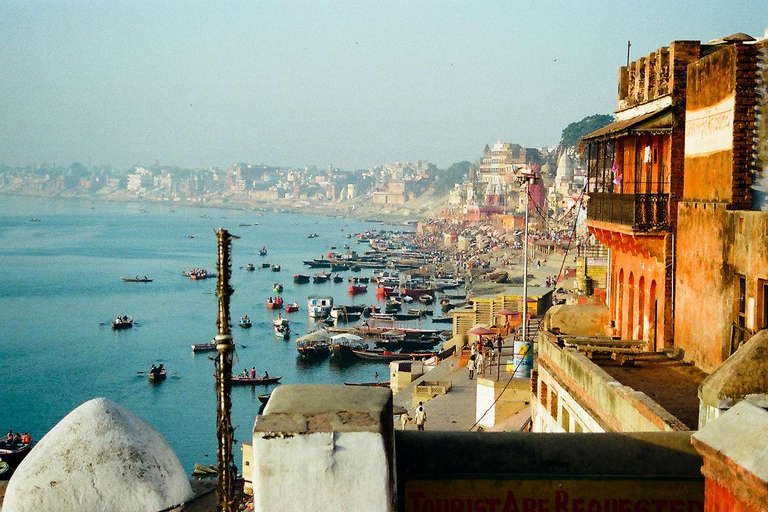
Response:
587,192,670,231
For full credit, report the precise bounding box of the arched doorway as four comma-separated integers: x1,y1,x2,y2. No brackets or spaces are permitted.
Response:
617,269,624,337
649,280,658,350
638,276,646,341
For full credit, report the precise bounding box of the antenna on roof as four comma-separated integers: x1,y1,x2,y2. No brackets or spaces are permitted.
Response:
626,41,631,67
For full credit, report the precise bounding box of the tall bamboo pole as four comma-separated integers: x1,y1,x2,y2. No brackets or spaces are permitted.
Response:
215,228,237,511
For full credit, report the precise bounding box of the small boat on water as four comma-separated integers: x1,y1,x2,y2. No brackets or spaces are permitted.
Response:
333,274,344,283
257,393,271,404
418,294,434,305
349,284,368,294
294,273,310,284
120,276,153,282
273,283,284,293
313,273,331,283
351,348,437,361
344,381,390,387
271,265,281,272
184,269,215,280
148,365,167,382
259,246,268,256
273,315,290,338
267,297,284,310
261,262,271,268
0,437,33,479
191,340,217,352
431,316,454,324
239,316,252,328
297,342,331,359
217,374,282,385
284,302,299,313
111,315,133,330
245,263,255,271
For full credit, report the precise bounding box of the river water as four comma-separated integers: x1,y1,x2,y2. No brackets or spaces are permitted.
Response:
0,195,428,472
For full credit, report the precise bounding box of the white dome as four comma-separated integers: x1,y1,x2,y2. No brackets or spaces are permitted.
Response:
3,398,193,512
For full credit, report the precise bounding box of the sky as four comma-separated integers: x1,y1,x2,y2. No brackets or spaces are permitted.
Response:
1,1,766,171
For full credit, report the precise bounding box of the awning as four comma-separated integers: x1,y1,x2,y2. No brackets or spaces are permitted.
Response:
581,107,673,143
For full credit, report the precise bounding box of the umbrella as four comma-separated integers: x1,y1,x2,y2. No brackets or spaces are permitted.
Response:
331,333,363,342
295,330,331,344
466,326,496,336
493,309,518,317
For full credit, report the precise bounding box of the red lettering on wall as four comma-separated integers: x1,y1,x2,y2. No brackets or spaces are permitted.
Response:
485,498,502,512
408,491,427,512
522,498,537,512
634,498,650,512
474,499,487,512
573,498,586,512
554,490,570,512
538,498,551,512
502,490,521,512
618,499,631,512
670,501,684,512
687,500,703,512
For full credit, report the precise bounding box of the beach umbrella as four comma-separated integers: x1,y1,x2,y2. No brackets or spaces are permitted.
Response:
331,333,363,342
493,309,518,317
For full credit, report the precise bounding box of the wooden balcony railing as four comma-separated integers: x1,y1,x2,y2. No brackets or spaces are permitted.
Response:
587,192,670,231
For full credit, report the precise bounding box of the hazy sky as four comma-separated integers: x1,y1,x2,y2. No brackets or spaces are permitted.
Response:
1,1,766,170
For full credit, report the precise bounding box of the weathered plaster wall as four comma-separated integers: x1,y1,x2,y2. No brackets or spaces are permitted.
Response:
676,204,768,372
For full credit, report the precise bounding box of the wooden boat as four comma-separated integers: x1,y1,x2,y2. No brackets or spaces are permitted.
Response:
111,316,133,330
271,265,281,272
297,342,331,359
418,294,434,305
274,324,290,338
350,265,362,272
260,262,271,268
273,283,284,293
0,440,32,475
191,341,217,352
245,263,255,271
266,297,284,310
217,374,282,385
313,273,331,283
257,393,271,404
239,317,252,328
303,259,331,268
431,316,454,324
120,276,153,282
333,274,344,283
331,263,349,271
149,367,167,382
184,269,215,280
349,284,368,294
344,381,390,387
351,348,437,361
259,247,267,256
294,273,310,284
284,302,299,313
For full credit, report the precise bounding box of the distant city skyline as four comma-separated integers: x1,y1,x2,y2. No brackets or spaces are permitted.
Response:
1,1,766,170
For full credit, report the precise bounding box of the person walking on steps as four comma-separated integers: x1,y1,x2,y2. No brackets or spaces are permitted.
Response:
415,402,427,431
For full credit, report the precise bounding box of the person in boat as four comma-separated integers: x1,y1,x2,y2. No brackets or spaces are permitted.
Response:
263,370,269,379
242,368,249,378
150,364,156,374
159,364,164,372
22,432,31,444
250,367,256,379
5,430,13,444
13,433,22,444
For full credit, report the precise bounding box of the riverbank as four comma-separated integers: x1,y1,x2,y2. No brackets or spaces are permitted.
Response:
0,187,449,226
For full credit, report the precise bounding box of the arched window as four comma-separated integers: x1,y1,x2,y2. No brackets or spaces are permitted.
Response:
649,280,658,350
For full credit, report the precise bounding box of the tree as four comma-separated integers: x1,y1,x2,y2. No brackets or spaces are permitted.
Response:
559,114,614,149
432,161,471,196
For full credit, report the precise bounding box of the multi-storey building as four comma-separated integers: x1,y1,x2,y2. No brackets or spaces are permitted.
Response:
581,40,703,350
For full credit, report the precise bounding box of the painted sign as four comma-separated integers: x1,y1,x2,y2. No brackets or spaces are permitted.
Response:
685,96,734,157
404,479,704,512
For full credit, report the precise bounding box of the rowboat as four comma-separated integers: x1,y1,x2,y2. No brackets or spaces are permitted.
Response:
349,284,368,294
111,316,133,330
148,366,167,382
245,263,255,271
216,374,282,385
191,341,217,352
344,381,390,387
239,317,252,328
120,276,153,282
293,274,310,284
284,302,299,313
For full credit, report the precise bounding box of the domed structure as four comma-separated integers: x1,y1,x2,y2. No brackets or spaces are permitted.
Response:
3,398,193,512
554,152,574,191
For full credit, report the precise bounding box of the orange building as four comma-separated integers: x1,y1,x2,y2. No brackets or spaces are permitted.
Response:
674,34,768,372
581,41,703,350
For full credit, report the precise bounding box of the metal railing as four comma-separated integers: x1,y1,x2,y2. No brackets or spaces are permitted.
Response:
587,192,670,231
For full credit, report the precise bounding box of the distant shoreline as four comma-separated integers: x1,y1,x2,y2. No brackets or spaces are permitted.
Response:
0,190,431,226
